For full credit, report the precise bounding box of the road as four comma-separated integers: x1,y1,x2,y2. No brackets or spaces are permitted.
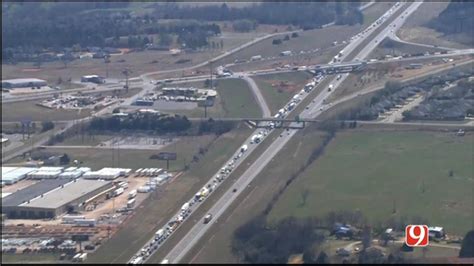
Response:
241,75,271,117
157,1,419,263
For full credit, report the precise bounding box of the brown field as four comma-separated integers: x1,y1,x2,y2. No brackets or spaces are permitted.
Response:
1,32,263,85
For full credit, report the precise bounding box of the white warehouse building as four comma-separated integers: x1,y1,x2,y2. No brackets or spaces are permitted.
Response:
1,78,48,89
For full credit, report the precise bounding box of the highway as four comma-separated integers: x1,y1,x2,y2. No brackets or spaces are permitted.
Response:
137,1,416,264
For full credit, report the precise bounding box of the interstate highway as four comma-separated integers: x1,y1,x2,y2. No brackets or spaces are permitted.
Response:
133,1,416,264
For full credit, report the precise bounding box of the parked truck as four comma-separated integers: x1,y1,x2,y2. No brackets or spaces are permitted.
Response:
128,190,137,199
240,145,248,153
114,187,124,197
127,199,136,208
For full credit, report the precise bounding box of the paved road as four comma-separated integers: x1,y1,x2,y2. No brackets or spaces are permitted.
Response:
241,75,271,117
160,1,416,263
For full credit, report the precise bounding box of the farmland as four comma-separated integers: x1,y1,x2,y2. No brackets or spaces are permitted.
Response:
268,130,473,236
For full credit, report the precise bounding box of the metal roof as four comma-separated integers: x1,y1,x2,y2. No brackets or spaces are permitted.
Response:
2,179,71,207
1,78,47,84
19,179,112,209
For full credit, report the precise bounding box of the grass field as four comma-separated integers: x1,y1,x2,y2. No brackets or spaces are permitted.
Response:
253,72,313,114
40,135,217,171
87,123,253,263
169,78,261,118
268,130,473,236
1,100,92,122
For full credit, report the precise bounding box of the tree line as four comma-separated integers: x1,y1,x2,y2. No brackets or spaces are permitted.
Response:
429,0,474,45
151,2,363,30
2,2,221,60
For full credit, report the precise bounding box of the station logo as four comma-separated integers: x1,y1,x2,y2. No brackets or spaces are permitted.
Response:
405,225,429,247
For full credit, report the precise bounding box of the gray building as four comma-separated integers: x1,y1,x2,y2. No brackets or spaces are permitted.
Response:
2,179,113,219
1,78,48,89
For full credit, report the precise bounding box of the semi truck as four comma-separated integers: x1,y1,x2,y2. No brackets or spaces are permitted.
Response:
181,202,190,212
155,229,165,239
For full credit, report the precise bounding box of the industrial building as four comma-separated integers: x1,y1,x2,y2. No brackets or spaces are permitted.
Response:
27,166,65,180
82,168,132,180
80,75,106,84
58,167,91,179
1,167,38,185
162,87,198,96
2,179,114,219
2,179,71,218
1,78,48,89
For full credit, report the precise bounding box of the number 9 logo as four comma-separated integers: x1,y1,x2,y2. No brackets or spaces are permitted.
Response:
405,225,429,247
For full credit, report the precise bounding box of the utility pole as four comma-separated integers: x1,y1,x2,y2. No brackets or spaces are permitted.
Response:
122,68,132,94
104,55,111,78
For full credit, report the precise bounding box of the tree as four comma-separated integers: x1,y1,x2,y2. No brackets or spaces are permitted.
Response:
459,230,474,258
272,39,282,45
41,121,55,132
220,39,224,49
60,153,70,165
283,35,290,41
362,225,372,251
315,251,329,264
291,32,299,38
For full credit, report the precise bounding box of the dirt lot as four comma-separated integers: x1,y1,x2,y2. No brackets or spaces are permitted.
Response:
398,2,471,49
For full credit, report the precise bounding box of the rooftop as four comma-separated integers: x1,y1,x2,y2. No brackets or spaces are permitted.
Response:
2,179,71,207
2,167,38,182
1,78,47,84
19,179,113,209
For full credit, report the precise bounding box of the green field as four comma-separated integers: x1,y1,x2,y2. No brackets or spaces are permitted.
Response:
87,123,253,263
171,78,262,118
253,71,312,114
268,131,473,235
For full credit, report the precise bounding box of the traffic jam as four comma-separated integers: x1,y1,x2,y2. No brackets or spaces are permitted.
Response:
129,46,355,264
